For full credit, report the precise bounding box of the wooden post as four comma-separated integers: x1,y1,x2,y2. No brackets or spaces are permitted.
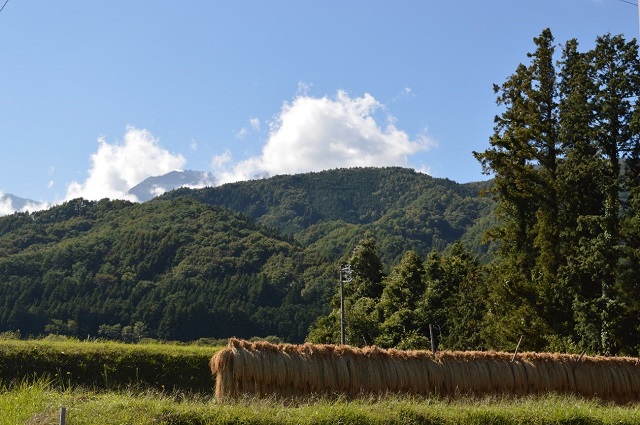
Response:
340,270,345,345
429,324,436,355
59,406,66,425
511,335,523,363
339,264,352,345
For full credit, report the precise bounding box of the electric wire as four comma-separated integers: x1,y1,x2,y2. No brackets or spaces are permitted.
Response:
617,0,638,6
0,0,9,14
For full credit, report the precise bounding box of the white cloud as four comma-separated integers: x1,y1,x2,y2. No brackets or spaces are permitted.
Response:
414,165,432,176
235,118,261,140
145,173,216,199
215,90,434,184
184,173,217,190
296,81,313,96
149,185,170,198
66,126,186,202
190,139,198,151
212,150,233,170
235,127,248,139
392,87,414,103
0,192,13,216
22,200,51,213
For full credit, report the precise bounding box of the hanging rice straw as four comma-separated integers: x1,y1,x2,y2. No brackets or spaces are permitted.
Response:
209,339,640,402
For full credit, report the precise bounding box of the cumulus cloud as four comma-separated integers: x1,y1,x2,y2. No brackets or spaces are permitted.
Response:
66,126,186,202
215,90,434,183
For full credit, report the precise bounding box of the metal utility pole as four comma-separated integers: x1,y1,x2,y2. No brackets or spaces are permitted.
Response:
339,264,352,345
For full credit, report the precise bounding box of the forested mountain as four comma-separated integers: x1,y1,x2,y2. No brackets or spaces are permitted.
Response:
164,167,496,264
0,197,328,342
0,167,494,343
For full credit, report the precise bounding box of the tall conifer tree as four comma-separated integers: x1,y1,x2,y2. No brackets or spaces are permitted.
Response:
475,30,640,354
473,29,560,349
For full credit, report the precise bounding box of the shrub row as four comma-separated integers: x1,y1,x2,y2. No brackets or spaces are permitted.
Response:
0,338,220,394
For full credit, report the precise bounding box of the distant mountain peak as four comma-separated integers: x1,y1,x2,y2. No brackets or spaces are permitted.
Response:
127,170,217,202
0,193,47,216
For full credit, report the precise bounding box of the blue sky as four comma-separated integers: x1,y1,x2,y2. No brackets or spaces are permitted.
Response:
0,0,638,212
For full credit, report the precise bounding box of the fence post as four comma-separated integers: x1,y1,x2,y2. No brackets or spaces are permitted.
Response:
429,324,436,355
59,406,66,425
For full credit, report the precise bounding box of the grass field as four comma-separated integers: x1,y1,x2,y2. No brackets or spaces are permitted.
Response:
2,337,640,424
3,381,640,425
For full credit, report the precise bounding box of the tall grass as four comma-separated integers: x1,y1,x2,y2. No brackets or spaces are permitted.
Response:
2,381,640,425
0,379,56,424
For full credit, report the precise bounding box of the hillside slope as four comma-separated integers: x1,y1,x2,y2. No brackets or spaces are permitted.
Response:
0,197,323,341
164,167,496,264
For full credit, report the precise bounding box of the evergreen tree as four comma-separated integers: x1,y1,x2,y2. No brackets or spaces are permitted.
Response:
376,251,427,349
586,34,640,353
556,38,605,346
346,233,385,300
475,29,640,354
473,29,561,349
420,244,486,351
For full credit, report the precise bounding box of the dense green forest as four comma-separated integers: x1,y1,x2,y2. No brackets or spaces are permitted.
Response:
164,167,496,265
0,168,492,343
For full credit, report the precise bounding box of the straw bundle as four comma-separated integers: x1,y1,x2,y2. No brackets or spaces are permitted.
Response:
209,339,640,402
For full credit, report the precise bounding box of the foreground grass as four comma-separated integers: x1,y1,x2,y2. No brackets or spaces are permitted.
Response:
3,381,640,425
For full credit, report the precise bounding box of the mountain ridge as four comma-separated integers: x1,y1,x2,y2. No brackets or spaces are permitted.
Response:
0,167,495,342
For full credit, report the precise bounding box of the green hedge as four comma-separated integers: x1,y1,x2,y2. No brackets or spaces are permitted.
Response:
0,338,220,394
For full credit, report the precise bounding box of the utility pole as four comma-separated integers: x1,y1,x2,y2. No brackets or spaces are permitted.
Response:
339,264,352,345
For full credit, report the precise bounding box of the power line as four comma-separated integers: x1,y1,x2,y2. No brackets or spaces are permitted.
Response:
617,0,638,6
0,0,9,14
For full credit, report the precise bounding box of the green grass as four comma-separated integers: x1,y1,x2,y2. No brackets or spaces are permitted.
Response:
3,381,640,425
